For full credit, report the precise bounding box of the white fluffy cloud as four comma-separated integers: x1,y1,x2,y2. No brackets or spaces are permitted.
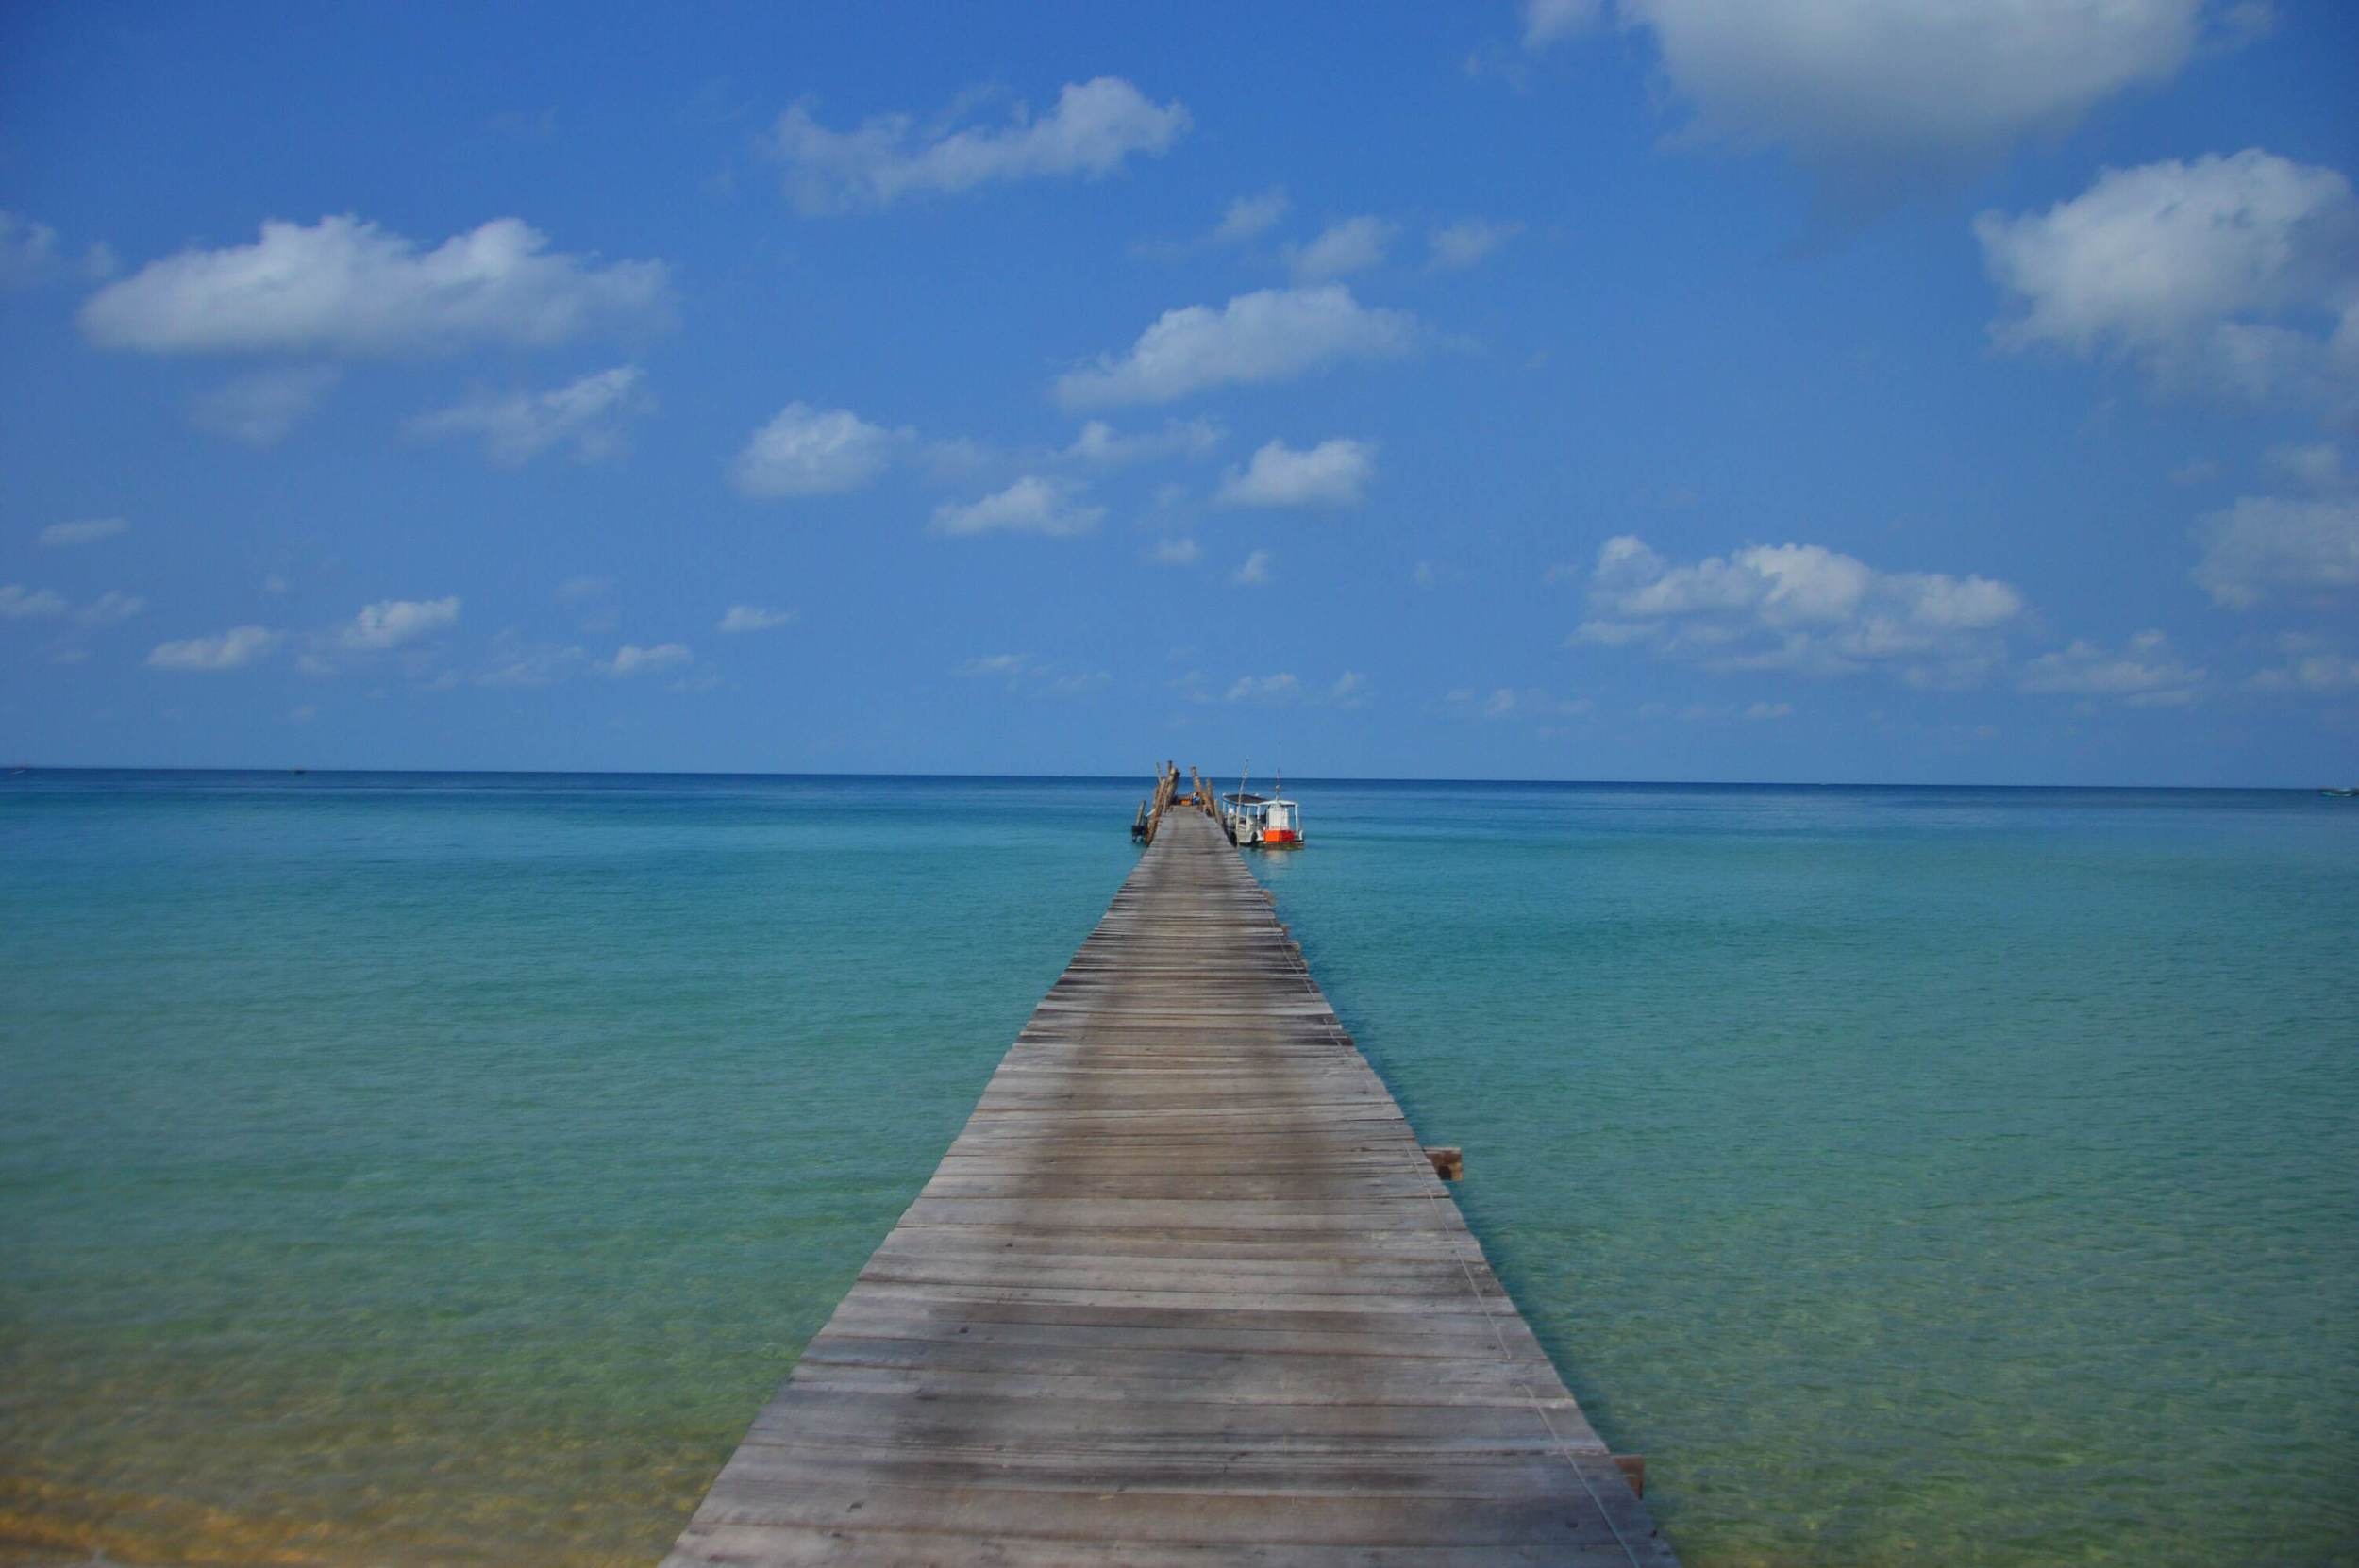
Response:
1977,151,2359,407
1285,216,1397,281
931,475,1104,538
2019,630,2204,705
605,642,693,677
1536,1,2216,187
80,216,669,357
768,78,1189,214
717,604,794,633
410,366,650,465
38,518,125,548
1216,439,1376,509
190,366,343,445
732,402,898,497
1428,219,1523,272
1232,549,1275,587
1576,534,2026,684
2193,495,2359,608
340,597,460,651
1057,285,1415,409
146,625,280,671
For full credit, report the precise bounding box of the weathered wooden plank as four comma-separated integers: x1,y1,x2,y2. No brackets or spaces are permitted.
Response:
661,806,1675,1567
671,1523,1655,1568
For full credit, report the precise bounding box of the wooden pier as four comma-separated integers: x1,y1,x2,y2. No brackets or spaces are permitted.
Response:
664,807,1678,1566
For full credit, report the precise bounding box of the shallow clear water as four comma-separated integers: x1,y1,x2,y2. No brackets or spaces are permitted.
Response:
3,773,2354,1566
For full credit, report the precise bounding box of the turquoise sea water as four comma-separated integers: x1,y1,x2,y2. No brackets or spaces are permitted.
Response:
2,772,2354,1567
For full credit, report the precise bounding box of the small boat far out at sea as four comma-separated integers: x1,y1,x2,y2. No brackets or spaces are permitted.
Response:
1220,767,1305,849
2323,784,2358,798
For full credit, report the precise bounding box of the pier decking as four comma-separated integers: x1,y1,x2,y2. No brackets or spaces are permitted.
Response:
664,808,1677,1566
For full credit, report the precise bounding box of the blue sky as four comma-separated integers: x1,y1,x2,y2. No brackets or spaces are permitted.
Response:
3,1,2354,783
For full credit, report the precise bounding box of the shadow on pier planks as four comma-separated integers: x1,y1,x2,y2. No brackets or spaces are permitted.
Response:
663,807,1679,1567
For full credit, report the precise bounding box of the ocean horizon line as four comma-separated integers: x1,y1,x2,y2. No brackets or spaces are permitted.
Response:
2,762,2336,794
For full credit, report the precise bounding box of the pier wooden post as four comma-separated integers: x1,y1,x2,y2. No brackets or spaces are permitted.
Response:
664,808,1679,1568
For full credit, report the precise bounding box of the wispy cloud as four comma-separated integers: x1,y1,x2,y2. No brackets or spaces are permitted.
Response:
2193,494,2359,608
410,366,650,464
0,585,67,620
1216,438,1375,509
1062,417,1223,466
2019,630,2205,706
82,216,670,356
2250,633,2359,692
38,518,126,548
1226,672,1300,702
1212,188,1289,243
75,591,144,626
1524,0,1602,48
767,78,1189,214
146,625,280,672
605,642,693,677
931,475,1104,537
1447,686,1593,721
1427,218,1523,271
1,209,115,287
1232,549,1274,587
341,597,460,651
1056,285,1415,408
192,366,342,445
953,651,1108,698
4,584,142,625
1284,216,1397,281
1135,189,1291,262
717,604,795,633
732,402,900,497
477,631,588,689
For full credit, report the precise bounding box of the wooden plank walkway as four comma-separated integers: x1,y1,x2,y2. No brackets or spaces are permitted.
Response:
664,808,1679,1567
